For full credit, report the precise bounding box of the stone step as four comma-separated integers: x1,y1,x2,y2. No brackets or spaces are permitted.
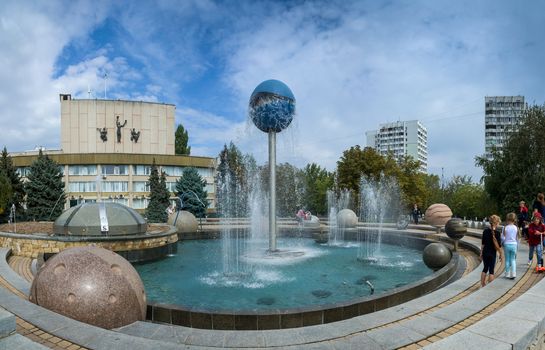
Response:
0,307,16,338
0,333,49,349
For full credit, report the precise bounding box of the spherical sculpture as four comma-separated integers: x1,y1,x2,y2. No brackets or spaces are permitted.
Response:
425,203,453,227
337,209,358,228
249,79,296,133
423,243,452,270
29,246,146,329
168,210,198,233
445,218,467,241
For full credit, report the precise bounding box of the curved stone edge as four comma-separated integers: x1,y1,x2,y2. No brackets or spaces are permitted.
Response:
0,248,30,295
0,281,190,349
424,248,545,349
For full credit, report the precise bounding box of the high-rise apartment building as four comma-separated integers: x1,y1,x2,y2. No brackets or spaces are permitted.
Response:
484,96,527,159
366,120,428,173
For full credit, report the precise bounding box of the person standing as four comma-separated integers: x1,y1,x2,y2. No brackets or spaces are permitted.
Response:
501,212,519,279
532,193,545,218
480,214,502,287
412,204,421,225
518,201,529,240
528,212,545,267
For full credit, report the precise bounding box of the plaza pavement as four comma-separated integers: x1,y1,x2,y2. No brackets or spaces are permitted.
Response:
1,227,545,349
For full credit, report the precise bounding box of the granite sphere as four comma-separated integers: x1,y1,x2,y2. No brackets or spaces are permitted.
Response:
445,218,467,240
337,209,358,228
168,210,198,233
29,246,146,329
422,243,452,270
425,203,453,227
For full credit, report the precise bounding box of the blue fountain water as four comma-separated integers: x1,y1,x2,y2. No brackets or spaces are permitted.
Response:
135,238,432,311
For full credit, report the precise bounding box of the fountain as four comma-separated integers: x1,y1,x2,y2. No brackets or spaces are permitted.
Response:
131,82,456,330
327,189,352,245
358,174,401,262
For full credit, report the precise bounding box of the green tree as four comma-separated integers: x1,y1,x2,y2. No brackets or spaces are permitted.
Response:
175,124,191,155
25,150,65,221
275,163,304,217
0,172,12,216
0,147,25,221
215,142,251,217
146,160,171,223
176,167,209,218
421,174,442,208
302,163,334,216
476,105,545,212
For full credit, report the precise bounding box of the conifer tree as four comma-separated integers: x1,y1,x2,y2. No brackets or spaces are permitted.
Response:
146,160,171,223
0,147,25,221
175,124,191,155
25,150,65,221
0,172,12,216
175,167,208,218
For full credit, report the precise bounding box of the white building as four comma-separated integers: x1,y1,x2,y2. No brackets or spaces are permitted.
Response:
366,120,428,173
11,94,216,212
484,96,527,159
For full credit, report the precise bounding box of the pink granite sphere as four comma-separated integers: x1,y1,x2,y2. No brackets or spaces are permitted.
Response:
29,246,146,329
425,204,453,227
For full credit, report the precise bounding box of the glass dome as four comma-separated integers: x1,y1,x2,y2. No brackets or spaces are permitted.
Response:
53,202,147,236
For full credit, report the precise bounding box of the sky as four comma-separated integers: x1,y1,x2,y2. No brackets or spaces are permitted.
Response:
1,0,544,182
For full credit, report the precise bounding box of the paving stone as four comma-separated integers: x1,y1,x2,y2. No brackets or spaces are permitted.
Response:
0,307,15,338
467,312,538,350
0,333,49,349
365,323,426,349
400,314,453,337
423,330,511,350
430,304,476,324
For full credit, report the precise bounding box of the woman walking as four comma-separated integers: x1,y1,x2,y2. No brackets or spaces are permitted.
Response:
502,212,519,279
480,214,502,287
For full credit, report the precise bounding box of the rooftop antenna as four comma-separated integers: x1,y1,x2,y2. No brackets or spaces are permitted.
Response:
87,84,92,99
103,72,108,99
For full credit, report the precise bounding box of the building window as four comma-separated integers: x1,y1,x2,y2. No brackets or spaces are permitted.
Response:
16,167,31,177
133,165,152,176
133,181,150,192
68,165,97,176
69,182,97,192
101,181,128,192
132,198,149,209
162,166,184,176
101,165,128,175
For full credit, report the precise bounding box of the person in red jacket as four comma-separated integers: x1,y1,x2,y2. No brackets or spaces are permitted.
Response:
528,212,545,266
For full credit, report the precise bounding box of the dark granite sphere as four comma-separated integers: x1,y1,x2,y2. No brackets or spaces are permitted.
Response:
29,246,146,329
422,243,452,270
445,218,467,240
249,79,295,133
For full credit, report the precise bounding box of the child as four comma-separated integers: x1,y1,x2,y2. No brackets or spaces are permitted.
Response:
480,214,502,287
501,212,519,279
527,212,545,266
518,201,529,240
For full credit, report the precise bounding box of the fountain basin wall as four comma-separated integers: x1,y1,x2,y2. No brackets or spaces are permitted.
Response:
145,230,464,330
0,224,178,263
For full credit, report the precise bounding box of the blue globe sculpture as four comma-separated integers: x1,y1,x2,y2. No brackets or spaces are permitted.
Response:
249,79,295,133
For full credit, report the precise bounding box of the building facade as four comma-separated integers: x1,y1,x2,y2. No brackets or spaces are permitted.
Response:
484,96,527,159
11,95,216,212
366,120,428,173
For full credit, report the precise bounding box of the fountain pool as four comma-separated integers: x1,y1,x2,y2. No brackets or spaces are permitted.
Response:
135,237,433,311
